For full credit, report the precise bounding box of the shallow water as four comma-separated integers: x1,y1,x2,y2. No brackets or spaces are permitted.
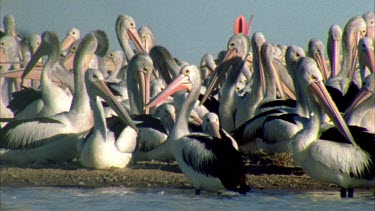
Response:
1,187,374,210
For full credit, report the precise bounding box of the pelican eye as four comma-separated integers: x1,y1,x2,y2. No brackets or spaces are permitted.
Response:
362,30,366,35
93,74,99,79
130,22,134,27
0,42,5,46
72,31,76,35
311,75,318,81
142,35,146,39
229,42,235,49
236,86,240,91
109,53,113,57
183,69,190,75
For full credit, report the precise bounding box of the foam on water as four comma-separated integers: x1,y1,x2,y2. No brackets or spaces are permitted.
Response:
1,187,374,210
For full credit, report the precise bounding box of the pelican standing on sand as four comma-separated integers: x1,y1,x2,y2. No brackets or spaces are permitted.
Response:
291,57,374,198
145,65,250,195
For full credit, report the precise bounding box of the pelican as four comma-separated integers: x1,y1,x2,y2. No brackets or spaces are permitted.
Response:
232,43,302,153
7,31,72,120
200,53,216,83
115,14,146,63
105,50,127,82
308,38,329,81
327,24,342,78
325,16,366,112
138,26,156,53
61,39,81,72
201,32,262,132
290,57,374,198
127,52,152,115
0,31,108,164
344,74,374,133
78,68,137,169
145,64,250,195
60,27,80,53
0,35,22,105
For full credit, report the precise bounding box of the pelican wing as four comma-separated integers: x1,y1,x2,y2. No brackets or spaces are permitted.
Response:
318,126,375,180
0,118,65,149
182,134,249,193
7,87,42,115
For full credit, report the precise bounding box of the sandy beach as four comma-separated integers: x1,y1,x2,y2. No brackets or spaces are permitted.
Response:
3,152,370,193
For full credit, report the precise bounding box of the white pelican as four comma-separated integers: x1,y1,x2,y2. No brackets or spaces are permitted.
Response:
78,68,138,169
308,38,329,81
327,24,342,78
145,64,250,195
115,14,146,63
0,31,108,164
138,25,156,53
291,57,374,198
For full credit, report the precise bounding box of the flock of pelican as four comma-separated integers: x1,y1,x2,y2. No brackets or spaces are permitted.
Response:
0,12,374,197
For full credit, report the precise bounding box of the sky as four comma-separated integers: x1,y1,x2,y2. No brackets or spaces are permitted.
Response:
1,0,374,64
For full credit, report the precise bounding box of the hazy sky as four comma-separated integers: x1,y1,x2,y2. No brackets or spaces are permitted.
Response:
1,0,374,64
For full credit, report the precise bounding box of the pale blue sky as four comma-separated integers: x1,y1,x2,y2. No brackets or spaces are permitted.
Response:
1,0,374,64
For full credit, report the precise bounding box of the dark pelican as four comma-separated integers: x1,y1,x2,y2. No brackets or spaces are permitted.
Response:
145,64,250,195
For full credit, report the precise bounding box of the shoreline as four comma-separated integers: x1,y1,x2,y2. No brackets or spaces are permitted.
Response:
0,153,373,194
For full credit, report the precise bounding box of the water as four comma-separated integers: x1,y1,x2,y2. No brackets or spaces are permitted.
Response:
1,187,374,210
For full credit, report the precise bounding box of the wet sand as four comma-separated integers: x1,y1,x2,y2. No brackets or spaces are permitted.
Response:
0,152,372,193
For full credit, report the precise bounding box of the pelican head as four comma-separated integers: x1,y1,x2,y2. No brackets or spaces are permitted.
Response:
146,65,201,109
358,37,375,74
85,68,138,132
202,112,221,138
199,34,248,105
116,14,145,53
327,24,342,78
21,31,60,83
308,38,329,81
363,11,375,41
341,16,366,79
127,52,153,114
138,26,156,53
60,27,80,51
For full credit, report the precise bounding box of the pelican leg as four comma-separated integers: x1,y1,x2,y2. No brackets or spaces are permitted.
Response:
195,189,201,195
340,187,347,198
348,188,354,198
